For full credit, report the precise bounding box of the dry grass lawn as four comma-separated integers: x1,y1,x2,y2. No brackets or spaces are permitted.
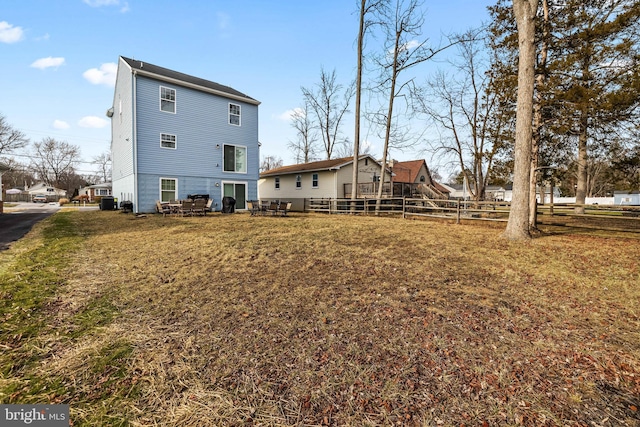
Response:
1,211,639,426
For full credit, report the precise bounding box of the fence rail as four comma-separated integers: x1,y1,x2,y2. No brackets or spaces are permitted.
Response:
305,197,640,232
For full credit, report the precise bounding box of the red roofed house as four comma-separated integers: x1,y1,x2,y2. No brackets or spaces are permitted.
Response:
390,159,449,199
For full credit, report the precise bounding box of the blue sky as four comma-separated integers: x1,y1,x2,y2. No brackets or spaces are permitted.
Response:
1,0,494,177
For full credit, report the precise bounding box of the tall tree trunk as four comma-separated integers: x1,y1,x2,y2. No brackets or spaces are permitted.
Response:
529,0,548,230
352,0,366,206
504,0,538,240
375,26,401,214
575,112,588,214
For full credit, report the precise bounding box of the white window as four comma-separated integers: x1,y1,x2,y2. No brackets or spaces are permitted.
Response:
223,144,247,173
229,103,241,126
160,178,177,202
275,177,280,190
312,173,319,188
160,133,177,149
296,175,302,189
160,86,176,113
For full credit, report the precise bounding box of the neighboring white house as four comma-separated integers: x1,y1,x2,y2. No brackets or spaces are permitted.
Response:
0,162,10,203
258,155,389,211
78,183,112,202
26,183,67,200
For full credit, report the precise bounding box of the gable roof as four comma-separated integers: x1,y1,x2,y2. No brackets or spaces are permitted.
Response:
260,155,381,178
120,56,260,105
391,159,429,183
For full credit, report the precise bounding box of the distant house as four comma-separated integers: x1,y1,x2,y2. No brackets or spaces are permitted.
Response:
78,183,112,202
614,191,640,205
108,56,260,213
390,159,449,199
26,183,67,201
258,155,389,210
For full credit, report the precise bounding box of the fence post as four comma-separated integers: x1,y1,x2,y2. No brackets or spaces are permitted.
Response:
402,197,406,219
456,200,461,224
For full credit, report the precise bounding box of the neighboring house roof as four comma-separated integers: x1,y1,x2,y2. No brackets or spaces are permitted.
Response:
432,182,451,194
391,159,428,183
85,182,112,189
120,56,260,106
260,155,382,178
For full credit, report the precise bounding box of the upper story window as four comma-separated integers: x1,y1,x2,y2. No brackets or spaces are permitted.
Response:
160,133,177,149
223,144,247,173
312,173,319,188
296,175,302,189
275,177,280,189
229,103,241,126
160,86,176,113
420,175,426,182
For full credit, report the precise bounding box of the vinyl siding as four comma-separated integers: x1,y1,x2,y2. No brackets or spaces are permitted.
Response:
134,75,259,179
136,173,258,213
111,58,135,182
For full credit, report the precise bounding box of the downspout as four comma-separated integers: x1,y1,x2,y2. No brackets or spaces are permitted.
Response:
132,71,139,213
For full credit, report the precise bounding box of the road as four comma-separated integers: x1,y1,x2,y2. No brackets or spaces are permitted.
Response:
0,202,61,251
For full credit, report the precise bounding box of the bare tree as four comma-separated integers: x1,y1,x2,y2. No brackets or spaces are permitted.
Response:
503,0,539,240
287,101,318,163
301,68,354,160
352,0,387,200
92,152,112,183
413,30,501,202
373,0,457,208
0,114,28,157
260,155,283,172
31,138,80,191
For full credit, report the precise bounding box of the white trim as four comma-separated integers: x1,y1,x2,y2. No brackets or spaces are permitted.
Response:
159,177,178,202
229,102,241,126
160,133,177,150
159,85,176,114
223,143,247,173
221,180,248,210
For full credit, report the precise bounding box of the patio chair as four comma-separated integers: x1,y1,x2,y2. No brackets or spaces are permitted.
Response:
192,198,207,216
247,200,260,216
205,199,213,214
179,200,194,216
156,201,171,217
260,200,269,215
268,201,279,215
278,201,292,216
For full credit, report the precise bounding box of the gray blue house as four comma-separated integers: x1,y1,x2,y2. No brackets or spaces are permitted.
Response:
108,56,260,213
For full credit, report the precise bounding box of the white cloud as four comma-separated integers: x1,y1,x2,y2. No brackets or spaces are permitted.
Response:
83,0,130,12
52,120,70,130
30,56,65,70
0,21,25,44
83,62,117,86
277,107,304,121
78,116,108,128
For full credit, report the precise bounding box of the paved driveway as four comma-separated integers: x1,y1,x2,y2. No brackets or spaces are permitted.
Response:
0,202,61,251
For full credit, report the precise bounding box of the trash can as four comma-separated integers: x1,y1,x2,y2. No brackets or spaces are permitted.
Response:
100,196,115,210
222,196,236,213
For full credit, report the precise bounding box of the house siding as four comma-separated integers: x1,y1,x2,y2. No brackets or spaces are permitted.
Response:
111,58,135,206
111,57,260,213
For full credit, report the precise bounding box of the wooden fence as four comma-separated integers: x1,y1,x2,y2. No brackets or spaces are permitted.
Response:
305,197,640,231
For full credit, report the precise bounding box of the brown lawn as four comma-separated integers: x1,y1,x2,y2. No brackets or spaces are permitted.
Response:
2,211,639,426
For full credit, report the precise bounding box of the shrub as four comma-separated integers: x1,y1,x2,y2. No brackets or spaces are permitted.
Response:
58,198,70,206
